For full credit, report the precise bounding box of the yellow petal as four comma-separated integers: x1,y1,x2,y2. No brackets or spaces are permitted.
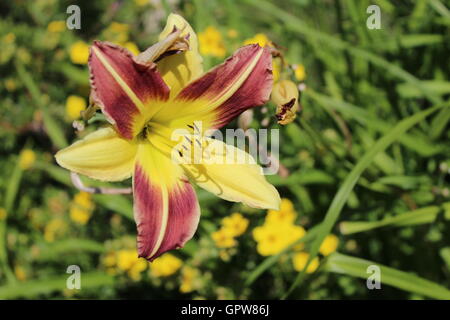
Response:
156,13,203,97
293,252,320,273
319,234,339,256
182,139,280,210
55,127,137,181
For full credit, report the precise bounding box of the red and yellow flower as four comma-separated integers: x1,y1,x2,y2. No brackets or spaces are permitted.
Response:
55,14,280,261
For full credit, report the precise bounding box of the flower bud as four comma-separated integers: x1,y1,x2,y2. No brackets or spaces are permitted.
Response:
271,80,300,125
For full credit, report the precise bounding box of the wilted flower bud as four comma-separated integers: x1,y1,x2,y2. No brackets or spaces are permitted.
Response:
271,80,300,125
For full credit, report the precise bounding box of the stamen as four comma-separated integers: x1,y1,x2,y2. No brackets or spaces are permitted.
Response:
193,122,200,133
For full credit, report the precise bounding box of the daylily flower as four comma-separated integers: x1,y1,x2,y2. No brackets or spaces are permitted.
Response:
55,14,280,261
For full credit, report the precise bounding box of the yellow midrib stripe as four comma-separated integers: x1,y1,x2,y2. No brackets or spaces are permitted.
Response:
206,47,264,112
146,147,169,259
149,184,168,258
92,46,145,111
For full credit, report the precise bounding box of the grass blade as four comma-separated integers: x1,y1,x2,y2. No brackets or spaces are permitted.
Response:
283,104,444,298
15,60,68,148
0,272,115,299
339,205,442,235
244,0,442,104
36,239,106,261
325,253,450,300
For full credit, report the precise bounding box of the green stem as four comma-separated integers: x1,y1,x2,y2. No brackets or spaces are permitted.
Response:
0,162,22,284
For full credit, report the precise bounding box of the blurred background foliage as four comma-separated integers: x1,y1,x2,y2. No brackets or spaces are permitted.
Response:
0,0,450,299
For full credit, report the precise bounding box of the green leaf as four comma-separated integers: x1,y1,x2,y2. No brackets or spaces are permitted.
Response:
284,104,444,298
340,206,441,235
36,239,106,261
430,107,450,139
36,162,134,220
0,272,115,299
374,175,431,190
306,89,446,156
440,248,450,271
55,63,89,85
325,253,450,300
35,161,72,185
93,194,134,221
398,34,443,48
244,0,443,105
397,80,450,99
428,0,450,18
15,61,68,148
268,169,335,186
0,161,22,284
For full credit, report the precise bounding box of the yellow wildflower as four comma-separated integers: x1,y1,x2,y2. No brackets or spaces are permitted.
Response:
0,208,6,220
103,252,117,268
110,22,129,34
180,266,198,293
253,222,305,256
319,234,339,256
198,26,226,58
243,33,271,47
292,252,320,273
70,192,94,225
47,20,66,33
294,64,306,81
266,198,296,225
150,253,182,277
19,149,36,170
69,41,89,64
134,0,149,6
212,227,237,248
124,42,140,55
106,22,129,44
3,33,15,44
70,207,90,225
221,212,249,237
227,29,238,39
128,258,148,281
4,78,17,92
280,198,295,212
74,192,94,210
102,251,118,275
65,95,86,120
44,219,66,242
17,48,31,64
14,266,27,281
116,249,136,269
219,249,231,261
113,249,148,280
272,60,280,82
